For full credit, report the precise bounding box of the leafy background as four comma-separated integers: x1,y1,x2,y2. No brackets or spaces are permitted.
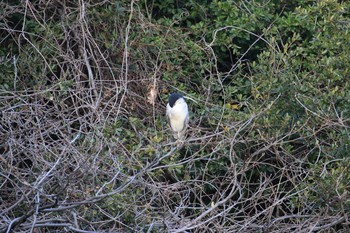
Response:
1,0,350,232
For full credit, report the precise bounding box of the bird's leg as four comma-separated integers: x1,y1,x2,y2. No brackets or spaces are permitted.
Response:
175,139,184,148
175,131,186,147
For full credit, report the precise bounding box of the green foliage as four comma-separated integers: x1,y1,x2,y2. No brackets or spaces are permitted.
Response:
146,0,278,70
0,51,15,90
2,0,350,231
295,160,350,213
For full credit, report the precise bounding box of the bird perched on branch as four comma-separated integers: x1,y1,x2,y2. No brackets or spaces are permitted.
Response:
166,93,189,140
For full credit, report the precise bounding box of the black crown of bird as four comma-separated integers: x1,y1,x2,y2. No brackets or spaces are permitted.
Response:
168,93,184,108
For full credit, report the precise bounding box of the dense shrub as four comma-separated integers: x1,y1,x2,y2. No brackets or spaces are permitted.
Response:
1,0,349,232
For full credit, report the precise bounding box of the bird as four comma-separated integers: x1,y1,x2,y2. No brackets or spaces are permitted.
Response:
166,93,189,140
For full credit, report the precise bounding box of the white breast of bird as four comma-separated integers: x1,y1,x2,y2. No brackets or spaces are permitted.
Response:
167,98,188,132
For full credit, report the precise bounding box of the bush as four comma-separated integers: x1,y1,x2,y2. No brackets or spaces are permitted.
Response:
1,0,350,232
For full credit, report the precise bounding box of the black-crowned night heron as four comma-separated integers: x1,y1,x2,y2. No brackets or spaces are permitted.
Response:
166,93,189,139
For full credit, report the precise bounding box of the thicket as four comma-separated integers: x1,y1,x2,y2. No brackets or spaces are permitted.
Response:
1,0,350,232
